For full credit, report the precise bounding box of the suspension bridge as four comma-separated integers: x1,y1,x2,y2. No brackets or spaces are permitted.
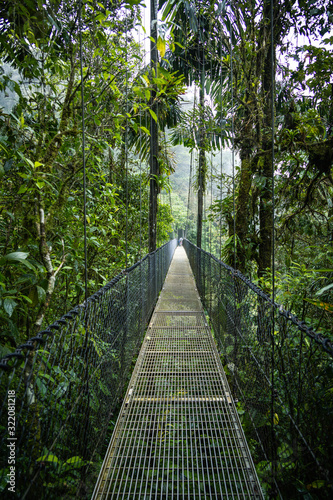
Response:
0,239,332,499
92,246,262,499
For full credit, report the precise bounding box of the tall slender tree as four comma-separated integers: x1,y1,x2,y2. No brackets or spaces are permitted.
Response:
149,0,159,252
160,0,222,247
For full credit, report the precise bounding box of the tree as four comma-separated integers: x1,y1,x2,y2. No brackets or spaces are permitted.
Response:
149,0,159,252
160,0,224,247
0,1,159,351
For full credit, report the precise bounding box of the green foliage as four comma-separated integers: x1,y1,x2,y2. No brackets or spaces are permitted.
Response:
0,0,179,349
157,202,174,246
1,0,333,497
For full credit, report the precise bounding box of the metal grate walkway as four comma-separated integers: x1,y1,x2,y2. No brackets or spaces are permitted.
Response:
92,247,263,499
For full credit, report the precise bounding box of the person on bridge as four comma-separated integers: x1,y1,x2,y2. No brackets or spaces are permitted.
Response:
179,237,183,246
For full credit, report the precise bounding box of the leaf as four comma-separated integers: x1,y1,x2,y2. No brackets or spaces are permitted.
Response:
315,283,333,296
304,298,333,312
21,295,33,304
37,286,46,303
2,251,29,261
96,12,106,22
3,298,17,317
139,126,150,136
125,0,143,6
65,456,83,465
158,66,172,79
308,480,326,489
0,252,36,271
148,108,158,122
17,152,34,168
36,454,59,463
40,373,55,384
141,74,150,86
36,378,47,397
156,36,166,58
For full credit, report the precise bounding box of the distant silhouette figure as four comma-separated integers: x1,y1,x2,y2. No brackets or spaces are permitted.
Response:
179,237,183,246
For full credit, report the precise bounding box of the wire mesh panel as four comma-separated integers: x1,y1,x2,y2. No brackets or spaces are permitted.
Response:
92,247,263,499
0,239,177,499
184,239,333,499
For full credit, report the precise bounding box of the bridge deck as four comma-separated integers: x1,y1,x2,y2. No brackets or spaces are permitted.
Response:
92,247,263,499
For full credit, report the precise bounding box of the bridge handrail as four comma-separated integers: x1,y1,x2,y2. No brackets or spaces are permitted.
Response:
0,238,177,498
184,238,333,496
0,239,176,371
184,239,333,357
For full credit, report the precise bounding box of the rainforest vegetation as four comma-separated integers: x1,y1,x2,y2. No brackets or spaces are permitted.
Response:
0,0,333,498
0,0,332,355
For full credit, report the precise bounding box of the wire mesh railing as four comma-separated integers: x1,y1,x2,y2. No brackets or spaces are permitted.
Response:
184,239,333,499
91,247,263,499
0,239,177,499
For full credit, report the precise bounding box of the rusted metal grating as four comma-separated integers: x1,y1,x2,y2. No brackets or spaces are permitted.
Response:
92,248,263,499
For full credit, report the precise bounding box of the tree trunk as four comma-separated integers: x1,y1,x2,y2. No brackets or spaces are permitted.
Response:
258,0,274,278
197,67,205,248
149,0,159,252
235,141,252,273
258,160,272,278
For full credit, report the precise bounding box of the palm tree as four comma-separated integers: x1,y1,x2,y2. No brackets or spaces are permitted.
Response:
160,0,229,247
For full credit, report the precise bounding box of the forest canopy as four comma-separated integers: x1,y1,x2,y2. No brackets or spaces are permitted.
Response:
0,2,333,499
0,0,332,355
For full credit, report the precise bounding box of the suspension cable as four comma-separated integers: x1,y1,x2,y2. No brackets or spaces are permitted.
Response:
271,2,276,317
230,9,236,270
79,0,88,301
210,152,213,254
270,0,277,489
219,8,224,259
202,161,205,250
139,7,143,259
209,11,213,256
185,150,192,238
125,16,129,269
78,0,92,478
202,5,205,251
